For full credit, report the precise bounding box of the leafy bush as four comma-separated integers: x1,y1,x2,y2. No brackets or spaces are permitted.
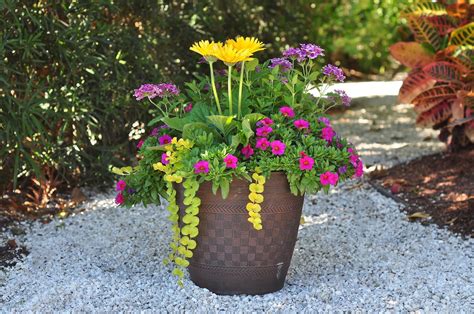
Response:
390,1,474,150
0,0,407,192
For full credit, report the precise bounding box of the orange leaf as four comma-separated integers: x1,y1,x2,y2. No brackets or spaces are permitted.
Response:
423,61,463,82
416,101,452,127
412,85,457,107
399,70,436,103
389,42,434,68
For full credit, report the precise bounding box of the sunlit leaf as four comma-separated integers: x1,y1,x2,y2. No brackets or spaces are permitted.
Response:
399,70,436,103
389,42,434,68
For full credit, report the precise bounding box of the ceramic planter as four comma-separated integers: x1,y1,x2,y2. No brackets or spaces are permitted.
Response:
176,172,303,295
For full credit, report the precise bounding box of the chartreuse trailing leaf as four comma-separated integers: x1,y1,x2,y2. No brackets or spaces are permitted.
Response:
245,171,266,230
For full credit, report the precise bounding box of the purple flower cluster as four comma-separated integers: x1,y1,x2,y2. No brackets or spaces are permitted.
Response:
334,89,351,106
322,64,346,82
283,43,324,62
269,58,292,72
133,83,180,100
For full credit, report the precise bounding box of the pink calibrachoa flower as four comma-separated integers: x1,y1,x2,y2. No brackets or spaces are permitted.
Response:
137,139,144,149
294,119,310,130
159,134,172,145
115,193,124,205
256,126,273,137
241,144,254,159
279,106,295,118
223,154,238,169
116,180,126,191
320,171,339,186
349,154,359,167
184,103,193,112
299,152,314,171
270,140,286,155
161,153,169,165
321,126,336,142
355,160,364,178
194,160,210,174
255,138,270,150
257,117,274,126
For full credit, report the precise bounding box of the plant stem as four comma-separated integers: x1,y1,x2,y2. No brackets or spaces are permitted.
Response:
238,61,245,119
209,62,222,114
228,65,233,115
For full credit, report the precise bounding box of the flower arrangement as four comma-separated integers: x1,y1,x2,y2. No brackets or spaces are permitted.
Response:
113,36,363,284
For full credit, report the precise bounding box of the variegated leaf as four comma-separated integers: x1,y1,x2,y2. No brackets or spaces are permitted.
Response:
416,101,452,127
407,15,442,50
426,15,456,36
446,3,472,19
412,85,457,108
399,70,436,103
423,61,463,82
449,22,474,46
403,1,447,17
414,98,450,114
389,42,434,68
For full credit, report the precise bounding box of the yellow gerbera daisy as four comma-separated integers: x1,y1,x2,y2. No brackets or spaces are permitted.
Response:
213,44,253,66
226,36,265,55
189,40,222,62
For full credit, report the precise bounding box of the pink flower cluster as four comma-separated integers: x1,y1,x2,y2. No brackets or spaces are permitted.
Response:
115,180,127,205
299,152,314,171
348,148,364,178
320,171,339,186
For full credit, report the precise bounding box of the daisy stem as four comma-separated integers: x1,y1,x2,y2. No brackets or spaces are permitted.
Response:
228,65,233,115
238,61,245,119
209,62,222,115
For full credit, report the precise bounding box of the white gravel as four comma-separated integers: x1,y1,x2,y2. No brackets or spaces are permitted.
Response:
1,88,472,311
0,182,473,312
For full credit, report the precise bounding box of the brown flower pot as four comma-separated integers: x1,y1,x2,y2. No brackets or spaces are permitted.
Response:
176,172,304,295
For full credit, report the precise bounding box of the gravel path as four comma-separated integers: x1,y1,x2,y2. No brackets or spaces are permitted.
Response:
1,88,472,311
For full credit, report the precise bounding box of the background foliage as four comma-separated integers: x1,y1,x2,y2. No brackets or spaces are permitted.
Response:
0,0,410,191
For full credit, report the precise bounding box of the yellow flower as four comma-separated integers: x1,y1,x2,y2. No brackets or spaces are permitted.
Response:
214,44,253,66
226,36,265,55
189,40,223,62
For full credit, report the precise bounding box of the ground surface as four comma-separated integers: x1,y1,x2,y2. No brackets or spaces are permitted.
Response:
1,87,472,311
370,149,474,238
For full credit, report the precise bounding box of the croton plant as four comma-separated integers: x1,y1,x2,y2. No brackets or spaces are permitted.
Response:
112,37,362,282
390,0,474,150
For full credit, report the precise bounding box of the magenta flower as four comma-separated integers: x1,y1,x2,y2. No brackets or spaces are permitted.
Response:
159,134,172,145
255,138,270,151
322,64,346,82
223,154,238,169
255,137,270,150
156,83,180,97
321,126,336,142
279,106,295,118
184,103,193,112
241,144,254,159
115,193,124,205
294,119,310,130
320,171,339,186
270,140,286,155
318,117,331,126
256,126,273,137
116,180,127,191
349,154,359,167
257,117,274,126
299,153,314,171
355,160,364,178
137,139,144,149
161,153,169,165
194,160,210,174
269,58,292,72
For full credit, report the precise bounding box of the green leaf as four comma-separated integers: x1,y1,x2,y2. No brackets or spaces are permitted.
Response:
207,115,236,136
162,116,192,131
220,178,230,199
182,122,213,140
246,58,259,72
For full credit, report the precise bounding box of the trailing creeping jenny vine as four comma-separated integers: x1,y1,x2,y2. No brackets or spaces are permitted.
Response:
246,172,266,230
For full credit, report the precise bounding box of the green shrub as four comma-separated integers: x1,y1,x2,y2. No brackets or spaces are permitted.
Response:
0,0,409,190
